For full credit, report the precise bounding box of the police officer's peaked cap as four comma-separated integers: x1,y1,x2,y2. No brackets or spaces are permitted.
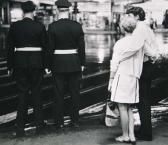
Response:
55,0,72,8
21,1,36,13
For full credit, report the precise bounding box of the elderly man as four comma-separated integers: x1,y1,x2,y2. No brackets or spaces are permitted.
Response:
7,1,49,137
48,0,85,128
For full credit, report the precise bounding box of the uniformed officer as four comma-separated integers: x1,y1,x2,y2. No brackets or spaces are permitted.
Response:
48,0,85,128
7,1,49,136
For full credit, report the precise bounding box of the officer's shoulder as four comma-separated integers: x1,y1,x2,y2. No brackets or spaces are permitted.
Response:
49,20,81,28
12,20,22,25
50,21,62,26
10,20,21,28
48,21,57,29
69,20,81,25
69,20,82,29
33,20,45,27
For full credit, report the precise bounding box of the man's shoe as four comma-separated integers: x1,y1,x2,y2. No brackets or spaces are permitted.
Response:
135,133,152,141
35,122,46,135
70,122,79,128
35,127,43,135
46,119,56,125
13,129,25,138
55,124,64,129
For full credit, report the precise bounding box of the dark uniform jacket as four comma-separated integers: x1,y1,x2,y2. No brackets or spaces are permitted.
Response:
7,17,48,69
48,18,85,73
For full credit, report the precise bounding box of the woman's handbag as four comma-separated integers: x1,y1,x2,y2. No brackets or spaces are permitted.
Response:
105,99,119,127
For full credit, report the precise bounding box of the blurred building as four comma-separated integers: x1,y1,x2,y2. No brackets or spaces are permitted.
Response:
68,0,149,30
69,0,112,30
0,0,150,57
132,0,168,26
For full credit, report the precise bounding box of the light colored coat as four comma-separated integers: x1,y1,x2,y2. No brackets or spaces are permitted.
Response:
110,21,160,79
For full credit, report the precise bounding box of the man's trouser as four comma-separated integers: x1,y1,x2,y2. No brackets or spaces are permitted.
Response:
138,61,153,138
14,68,43,130
52,72,81,125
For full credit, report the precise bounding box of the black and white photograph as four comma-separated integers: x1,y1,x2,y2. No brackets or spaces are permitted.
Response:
0,0,168,144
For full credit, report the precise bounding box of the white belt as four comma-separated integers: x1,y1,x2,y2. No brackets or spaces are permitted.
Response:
54,49,77,54
15,47,42,51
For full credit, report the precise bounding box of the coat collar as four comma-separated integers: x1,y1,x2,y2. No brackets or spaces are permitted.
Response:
23,17,34,21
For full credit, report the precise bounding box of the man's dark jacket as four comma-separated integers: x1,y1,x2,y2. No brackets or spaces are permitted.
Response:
7,17,48,69
48,18,85,72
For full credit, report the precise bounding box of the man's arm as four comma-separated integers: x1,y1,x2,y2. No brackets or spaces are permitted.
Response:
45,24,56,74
48,24,55,54
77,25,85,68
40,25,51,69
119,22,146,62
7,23,15,71
143,28,161,61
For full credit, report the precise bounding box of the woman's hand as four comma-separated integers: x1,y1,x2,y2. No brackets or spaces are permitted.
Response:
45,68,51,74
108,78,114,92
7,69,13,76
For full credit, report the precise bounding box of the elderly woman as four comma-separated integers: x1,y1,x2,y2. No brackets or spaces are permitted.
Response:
108,16,138,143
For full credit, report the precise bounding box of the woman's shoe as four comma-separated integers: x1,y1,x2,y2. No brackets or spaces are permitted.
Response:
129,136,136,145
13,129,25,138
130,140,136,145
115,136,130,143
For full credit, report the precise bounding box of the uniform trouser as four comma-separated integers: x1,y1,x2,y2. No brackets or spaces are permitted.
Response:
138,61,153,137
14,68,43,130
52,72,81,125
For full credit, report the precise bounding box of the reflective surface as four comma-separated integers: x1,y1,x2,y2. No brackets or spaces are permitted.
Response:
85,31,168,64
84,31,168,76
85,34,114,63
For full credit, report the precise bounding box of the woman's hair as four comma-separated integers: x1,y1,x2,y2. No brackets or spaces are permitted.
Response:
120,16,137,33
126,6,145,21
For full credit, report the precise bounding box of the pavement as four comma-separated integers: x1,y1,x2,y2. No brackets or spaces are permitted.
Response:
0,111,168,145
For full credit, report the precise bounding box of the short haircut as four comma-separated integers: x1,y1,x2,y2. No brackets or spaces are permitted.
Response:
120,16,137,33
126,6,145,21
